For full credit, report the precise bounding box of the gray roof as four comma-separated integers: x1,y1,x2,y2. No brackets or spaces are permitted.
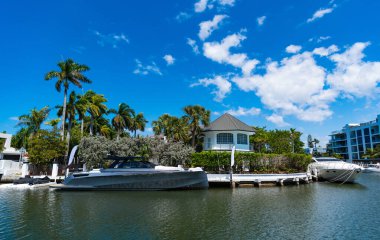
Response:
203,113,255,132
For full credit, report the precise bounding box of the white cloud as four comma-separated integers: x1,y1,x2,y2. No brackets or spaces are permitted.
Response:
198,15,228,41
313,45,339,57
309,36,331,43
187,38,200,54
218,0,235,6
93,31,129,48
257,16,266,26
232,51,337,122
191,75,231,102
203,32,260,75
195,0,235,13
9,117,18,121
307,5,336,23
195,0,208,12
226,107,261,116
133,59,162,76
163,54,175,65
327,42,380,98
285,45,302,54
266,114,290,127
176,12,192,22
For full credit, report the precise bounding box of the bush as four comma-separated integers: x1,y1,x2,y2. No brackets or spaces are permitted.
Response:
191,151,312,173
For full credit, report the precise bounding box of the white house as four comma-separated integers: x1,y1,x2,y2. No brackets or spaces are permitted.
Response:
203,113,255,151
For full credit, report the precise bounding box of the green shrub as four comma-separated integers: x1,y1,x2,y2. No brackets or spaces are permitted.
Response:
191,151,312,173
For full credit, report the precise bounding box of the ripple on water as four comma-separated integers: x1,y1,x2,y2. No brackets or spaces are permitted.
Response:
1,175,380,239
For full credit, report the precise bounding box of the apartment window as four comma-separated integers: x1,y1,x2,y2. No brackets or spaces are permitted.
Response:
350,131,356,138
364,128,370,136
356,130,362,137
237,133,248,145
217,133,233,144
365,136,371,144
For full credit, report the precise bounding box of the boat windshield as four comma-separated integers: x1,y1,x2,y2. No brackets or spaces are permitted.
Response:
106,156,156,169
315,158,342,162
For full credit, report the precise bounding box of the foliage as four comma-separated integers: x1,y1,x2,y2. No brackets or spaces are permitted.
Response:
0,138,4,152
110,103,134,140
78,136,111,168
362,145,380,159
130,112,148,137
78,136,194,169
183,105,210,147
17,106,50,137
28,130,66,165
250,127,268,153
191,151,312,173
45,58,92,139
11,128,29,149
152,114,190,142
250,128,304,154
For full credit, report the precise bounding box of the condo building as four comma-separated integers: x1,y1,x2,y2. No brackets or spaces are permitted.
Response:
329,115,380,162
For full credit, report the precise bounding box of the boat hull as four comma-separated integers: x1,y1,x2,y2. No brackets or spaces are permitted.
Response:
317,169,361,183
51,170,209,190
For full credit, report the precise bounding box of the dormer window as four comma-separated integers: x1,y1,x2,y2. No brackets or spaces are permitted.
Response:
217,133,233,144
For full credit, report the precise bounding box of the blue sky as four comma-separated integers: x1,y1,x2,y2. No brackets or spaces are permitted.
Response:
1,0,380,146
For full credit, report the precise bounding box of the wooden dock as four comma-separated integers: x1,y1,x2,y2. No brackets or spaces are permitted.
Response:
207,173,311,187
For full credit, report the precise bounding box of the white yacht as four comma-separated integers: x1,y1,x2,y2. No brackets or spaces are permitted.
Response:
362,163,380,173
51,158,209,190
308,157,362,183
0,133,25,182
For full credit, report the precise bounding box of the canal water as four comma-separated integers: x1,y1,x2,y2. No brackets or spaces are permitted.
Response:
1,174,379,240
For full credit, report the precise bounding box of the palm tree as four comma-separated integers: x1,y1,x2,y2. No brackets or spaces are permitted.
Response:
130,112,148,138
45,59,91,140
152,114,188,142
83,90,108,136
75,93,89,137
100,125,112,138
18,106,50,137
183,105,210,147
170,117,189,142
152,114,172,137
110,103,134,140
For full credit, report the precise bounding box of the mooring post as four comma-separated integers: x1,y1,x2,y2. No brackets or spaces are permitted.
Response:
294,177,299,185
254,179,261,187
277,178,284,186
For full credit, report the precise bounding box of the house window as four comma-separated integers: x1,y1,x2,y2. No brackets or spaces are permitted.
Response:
237,133,248,145
207,138,211,149
217,133,233,144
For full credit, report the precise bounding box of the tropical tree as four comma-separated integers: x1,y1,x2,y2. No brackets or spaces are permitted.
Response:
183,105,210,148
307,135,314,149
17,106,50,137
28,129,66,166
152,114,173,137
45,118,61,131
152,114,189,142
83,90,108,136
130,112,148,138
11,128,29,149
250,127,269,153
75,93,89,137
45,59,91,139
110,103,134,140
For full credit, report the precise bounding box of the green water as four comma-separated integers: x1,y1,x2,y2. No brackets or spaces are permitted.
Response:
1,174,380,240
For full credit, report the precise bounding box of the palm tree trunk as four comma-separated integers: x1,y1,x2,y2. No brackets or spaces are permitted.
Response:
134,130,137,138
61,88,67,141
81,119,84,137
117,129,120,141
90,116,94,136
66,116,72,163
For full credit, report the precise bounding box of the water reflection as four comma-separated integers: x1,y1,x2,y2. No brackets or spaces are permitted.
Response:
1,174,380,239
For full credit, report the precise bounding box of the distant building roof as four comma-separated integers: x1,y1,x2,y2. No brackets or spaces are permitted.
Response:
203,113,255,132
